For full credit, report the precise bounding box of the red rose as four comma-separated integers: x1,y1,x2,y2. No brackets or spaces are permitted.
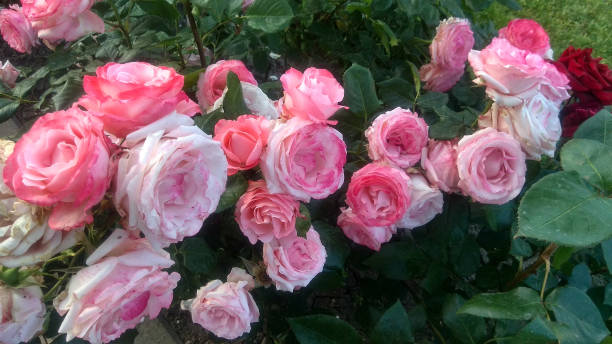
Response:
561,102,603,137
553,47,612,105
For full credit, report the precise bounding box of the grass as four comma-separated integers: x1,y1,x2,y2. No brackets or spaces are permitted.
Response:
481,0,612,62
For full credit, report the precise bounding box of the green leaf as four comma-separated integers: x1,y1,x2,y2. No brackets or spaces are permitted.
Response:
458,287,546,321
52,78,83,111
602,238,612,273
442,294,488,344
406,61,421,98
573,109,612,146
546,286,610,344
416,91,448,110
13,66,50,97
245,0,294,33
377,77,415,109
342,63,381,116
288,315,362,344
179,237,217,274
183,68,205,90
509,317,556,344
222,72,250,119
194,108,224,135
134,0,179,21
517,171,612,247
364,241,428,280
568,263,591,292
0,98,19,123
215,173,248,213
370,300,414,344
312,221,350,270
296,204,311,238
561,138,612,193
496,0,521,10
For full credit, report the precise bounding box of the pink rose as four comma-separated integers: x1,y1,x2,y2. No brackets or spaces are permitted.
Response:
263,228,326,292
479,93,561,160
345,163,412,227
235,180,300,244
78,62,199,137
181,268,259,340
0,285,45,344
457,128,526,204
397,173,443,229
468,38,547,106
337,207,395,251
420,17,475,92
499,19,552,58
261,118,347,202
114,113,227,248
3,108,114,231
0,60,19,88
242,0,255,11
421,140,460,193
365,107,428,168
21,0,104,43
540,63,571,105
0,6,37,54
197,60,257,110
55,230,180,344
279,67,346,123
214,115,272,176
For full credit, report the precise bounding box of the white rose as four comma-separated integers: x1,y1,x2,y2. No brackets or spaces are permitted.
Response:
114,113,228,248
397,173,444,229
479,93,561,160
0,285,45,344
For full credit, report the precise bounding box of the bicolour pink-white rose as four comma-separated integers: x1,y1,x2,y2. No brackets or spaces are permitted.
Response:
421,139,460,193
235,180,300,244
0,285,45,344
21,0,104,43
55,229,180,344
214,115,273,176
337,207,395,251
181,268,259,340
456,128,526,205
396,173,443,229
468,38,548,107
279,67,346,123
197,60,258,110
0,138,79,268
0,6,37,53
242,0,255,11
365,107,428,168
419,17,475,92
3,108,114,231
540,63,571,104
479,93,561,160
209,82,280,120
78,62,199,137
263,228,326,292
114,113,227,248
0,60,19,88
498,19,552,59
345,163,412,227
261,118,347,202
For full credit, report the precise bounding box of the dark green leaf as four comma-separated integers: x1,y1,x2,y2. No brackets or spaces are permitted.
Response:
458,287,546,321
288,315,361,344
561,138,612,193
313,221,350,270
377,77,415,109
13,66,50,97
416,92,448,110
134,0,179,21
442,294,488,344
602,238,612,273
0,98,19,123
517,172,612,247
568,263,591,292
296,204,311,238
364,241,428,280
179,237,217,274
370,300,414,344
245,0,294,33
193,108,224,135
183,68,205,90
573,109,612,146
509,317,556,344
342,63,381,116
52,78,83,111
496,0,521,10
510,238,532,257
546,287,610,344
215,173,248,213
222,72,250,119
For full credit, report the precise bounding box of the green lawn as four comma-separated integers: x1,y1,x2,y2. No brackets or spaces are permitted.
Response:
482,0,612,62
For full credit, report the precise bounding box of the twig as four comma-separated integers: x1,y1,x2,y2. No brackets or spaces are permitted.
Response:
505,243,558,290
182,0,207,68
110,1,132,49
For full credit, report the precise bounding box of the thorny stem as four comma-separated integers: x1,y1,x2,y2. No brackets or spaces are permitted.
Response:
110,0,132,49
505,243,558,290
0,92,36,104
42,246,85,301
182,0,207,68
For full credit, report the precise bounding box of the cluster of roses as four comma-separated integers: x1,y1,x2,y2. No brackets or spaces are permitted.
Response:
0,56,350,342
0,0,105,54
554,47,612,137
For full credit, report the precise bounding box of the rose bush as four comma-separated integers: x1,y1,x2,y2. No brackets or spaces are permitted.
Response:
1,1,611,344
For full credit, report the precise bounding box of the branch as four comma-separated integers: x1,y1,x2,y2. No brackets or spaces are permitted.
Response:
505,243,558,290
182,0,207,69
